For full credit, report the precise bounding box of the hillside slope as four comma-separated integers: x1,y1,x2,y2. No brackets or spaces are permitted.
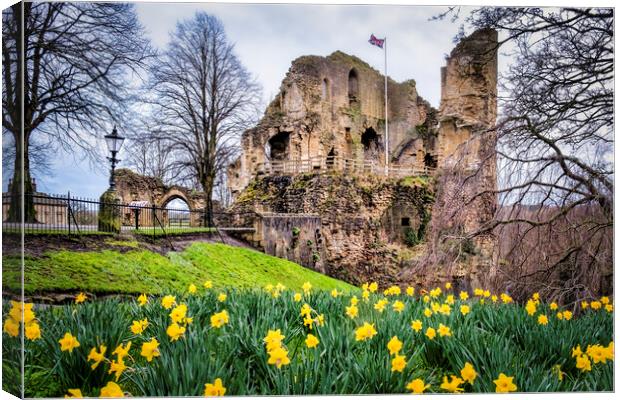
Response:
2,242,356,296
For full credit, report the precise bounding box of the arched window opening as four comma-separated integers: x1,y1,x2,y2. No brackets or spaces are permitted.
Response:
268,131,290,161
348,69,359,107
321,78,330,100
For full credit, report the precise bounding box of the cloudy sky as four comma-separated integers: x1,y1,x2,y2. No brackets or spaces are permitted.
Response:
5,1,478,198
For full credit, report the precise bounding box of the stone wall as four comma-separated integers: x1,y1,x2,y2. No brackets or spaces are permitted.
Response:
229,173,435,285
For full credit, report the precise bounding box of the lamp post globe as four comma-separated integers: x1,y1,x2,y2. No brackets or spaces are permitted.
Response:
104,126,125,190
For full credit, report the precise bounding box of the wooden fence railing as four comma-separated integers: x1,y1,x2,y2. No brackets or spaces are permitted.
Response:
255,156,436,178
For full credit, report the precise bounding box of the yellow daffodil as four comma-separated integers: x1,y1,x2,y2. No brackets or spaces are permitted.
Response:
410,319,422,332
87,344,107,370
210,310,229,329
112,341,131,360
460,304,470,315
392,300,405,313
217,293,227,302
438,323,452,337
587,344,608,364
3,317,19,337
166,323,186,341
563,310,573,320
293,292,302,302
550,302,558,310
532,292,540,301
425,327,436,340
264,329,285,351
331,289,340,298
369,282,378,293
572,345,583,358
362,290,370,301
387,336,402,355
525,300,537,316
493,373,517,392
25,322,41,340
575,355,591,372
354,322,377,341
600,296,610,305
446,295,455,305
406,378,429,393
556,312,564,320
605,304,613,313
75,292,87,304
552,364,565,381
59,332,80,352
300,303,312,318
305,333,319,348
130,319,148,335
203,280,213,289
100,381,124,397
188,284,197,294
267,346,290,368
590,301,601,310
204,378,226,396
460,291,469,300
501,293,513,303
374,299,388,313
461,362,477,384
581,301,589,309
137,294,148,306
65,389,83,398
346,304,358,319
161,295,176,309
141,338,160,362
108,357,127,381
445,282,452,289
440,375,464,393
423,308,433,318
302,281,312,295
350,296,359,306
391,354,407,372
538,314,548,326
406,286,415,296
169,304,188,324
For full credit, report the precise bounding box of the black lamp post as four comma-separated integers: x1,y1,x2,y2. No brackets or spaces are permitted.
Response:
104,126,125,190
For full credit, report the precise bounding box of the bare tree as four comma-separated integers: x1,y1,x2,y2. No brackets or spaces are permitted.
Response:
2,2,152,221
437,7,613,303
124,136,182,185
146,12,261,225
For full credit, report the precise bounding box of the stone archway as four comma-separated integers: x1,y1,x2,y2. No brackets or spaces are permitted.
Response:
113,169,209,227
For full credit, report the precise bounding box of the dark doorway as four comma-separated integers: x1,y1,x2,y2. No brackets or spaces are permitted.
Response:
269,132,290,160
326,148,336,169
348,69,359,106
361,127,380,160
424,152,438,169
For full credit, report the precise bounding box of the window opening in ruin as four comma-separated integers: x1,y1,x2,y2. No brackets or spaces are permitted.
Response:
361,127,380,159
424,152,438,169
163,197,190,228
401,217,411,227
322,78,330,100
326,148,336,169
268,131,290,161
348,69,359,107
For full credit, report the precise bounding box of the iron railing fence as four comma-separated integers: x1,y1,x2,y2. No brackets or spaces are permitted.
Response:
1,192,254,237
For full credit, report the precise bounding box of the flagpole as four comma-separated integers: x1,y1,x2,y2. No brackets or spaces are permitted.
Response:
384,37,389,177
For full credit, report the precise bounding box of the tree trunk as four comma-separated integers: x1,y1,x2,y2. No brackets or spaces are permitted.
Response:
7,135,36,224
202,173,216,227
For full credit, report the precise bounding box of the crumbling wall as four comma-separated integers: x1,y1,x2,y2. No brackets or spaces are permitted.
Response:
230,173,435,285
227,51,438,197
414,28,498,290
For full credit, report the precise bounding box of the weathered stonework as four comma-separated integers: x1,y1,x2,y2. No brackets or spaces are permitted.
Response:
228,29,499,289
227,51,438,197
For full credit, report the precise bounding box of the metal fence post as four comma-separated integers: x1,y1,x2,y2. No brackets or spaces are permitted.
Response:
68,191,71,235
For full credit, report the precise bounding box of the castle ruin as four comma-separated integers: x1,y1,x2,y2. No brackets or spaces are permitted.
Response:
227,29,498,287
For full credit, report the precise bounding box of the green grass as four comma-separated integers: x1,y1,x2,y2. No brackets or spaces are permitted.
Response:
2,228,114,236
2,242,355,295
1,291,613,397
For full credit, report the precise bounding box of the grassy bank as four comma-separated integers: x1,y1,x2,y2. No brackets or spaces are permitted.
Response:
2,242,355,295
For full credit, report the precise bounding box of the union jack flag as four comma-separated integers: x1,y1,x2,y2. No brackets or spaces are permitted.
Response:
368,34,385,49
